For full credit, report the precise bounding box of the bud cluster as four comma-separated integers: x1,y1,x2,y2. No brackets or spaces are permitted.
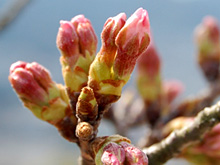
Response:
9,61,70,124
93,135,148,165
57,15,98,94
9,61,78,142
89,8,151,97
9,8,152,163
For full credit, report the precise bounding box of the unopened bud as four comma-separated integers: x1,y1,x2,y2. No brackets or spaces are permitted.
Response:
9,61,69,124
10,61,26,73
76,122,93,140
76,87,98,121
113,8,150,80
101,142,125,165
100,13,126,67
120,142,148,165
89,8,151,97
163,80,184,105
195,16,220,82
9,66,49,106
137,41,161,102
57,15,97,93
93,135,131,164
57,21,79,57
71,15,98,57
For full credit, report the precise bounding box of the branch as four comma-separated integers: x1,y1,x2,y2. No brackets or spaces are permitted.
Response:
139,79,220,148
0,0,30,31
143,101,220,165
169,79,220,120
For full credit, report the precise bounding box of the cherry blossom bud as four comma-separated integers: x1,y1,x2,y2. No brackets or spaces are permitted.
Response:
57,15,97,93
113,8,150,79
136,40,162,126
9,61,69,124
163,80,184,105
9,64,49,106
120,142,148,165
89,8,150,97
158,80,185,118
99,13,126,67
10,61,26,73
57,21,79,57
71,15,98,57
93,135,131,165
195,16,220,82
76,87,98,121
137,41,161,102
101,142,125,165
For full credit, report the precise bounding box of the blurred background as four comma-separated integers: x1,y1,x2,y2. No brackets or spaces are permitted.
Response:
1,0,220,164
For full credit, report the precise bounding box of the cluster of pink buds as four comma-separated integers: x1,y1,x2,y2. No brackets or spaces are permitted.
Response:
9,4,220,165
9,61,78,141
57,15,98,94
9,61,70,124
89,8,150,97
9,7,151,163
93,135,148,165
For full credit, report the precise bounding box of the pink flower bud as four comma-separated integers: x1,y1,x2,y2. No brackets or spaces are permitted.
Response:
120,142,148,165
9,62,49,106
94,135,131,165
57,15,97,57
88,8,151,96
163,80,184,104
198,16,220,44
9,61,73,124
101,13,126,49
116,8,150,54
99,13,126,67
101,142,125,165
71,15,98,56
195,16,220,82
136,41,161,102
137,41,160,78
25,62,53,92
57,15,98,93
113,8,151,78
56,21,80,57
9,61,26,74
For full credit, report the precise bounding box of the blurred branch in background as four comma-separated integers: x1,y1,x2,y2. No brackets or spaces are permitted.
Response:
0,0,30,31
143,101,220,164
